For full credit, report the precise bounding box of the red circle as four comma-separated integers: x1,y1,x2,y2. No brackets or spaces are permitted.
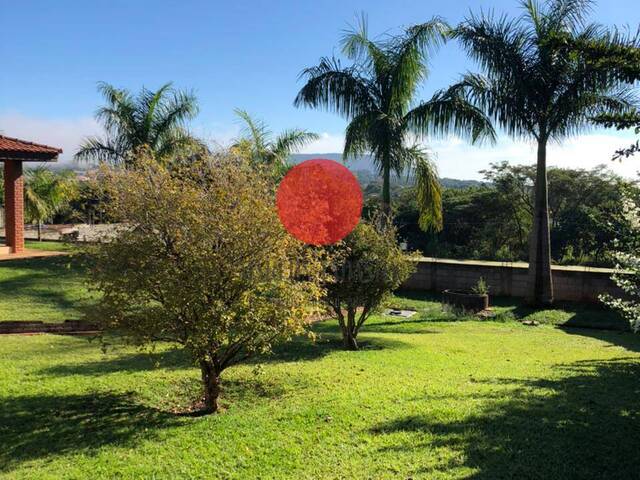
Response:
277,159,363,245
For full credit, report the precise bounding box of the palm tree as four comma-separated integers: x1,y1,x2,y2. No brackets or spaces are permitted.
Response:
75,82,200,167
24,167,78,241
294,17,495,230
232,109,319,173
450,0,634,305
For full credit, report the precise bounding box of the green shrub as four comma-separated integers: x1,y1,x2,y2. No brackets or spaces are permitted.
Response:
323,222,414,350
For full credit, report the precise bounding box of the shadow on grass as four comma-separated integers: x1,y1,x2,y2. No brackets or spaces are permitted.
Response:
395,289,629,331
560,327,640,353
0,392,181,474
38,348,192,377
254,327,410,364
0,255,90,321
370,357,640,479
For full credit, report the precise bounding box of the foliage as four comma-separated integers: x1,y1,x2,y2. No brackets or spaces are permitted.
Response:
450,0,635,304
231,109,318,176
322,221,414,349
471,277,489,295
75,82,203,167
24,167,79,240
393,163,640,267
83,153,322,413
565,27,640,159
295,15,495,230
601,197,640,331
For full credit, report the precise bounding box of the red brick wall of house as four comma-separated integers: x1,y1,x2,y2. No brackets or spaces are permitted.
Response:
3,161,24,253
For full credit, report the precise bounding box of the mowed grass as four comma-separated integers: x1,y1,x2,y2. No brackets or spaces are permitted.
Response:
1,303,640,478
24,240,77,252
1,257,638,478
0,253,93,322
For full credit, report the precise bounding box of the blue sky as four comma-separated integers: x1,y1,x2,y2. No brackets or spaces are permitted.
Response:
1,0,639,178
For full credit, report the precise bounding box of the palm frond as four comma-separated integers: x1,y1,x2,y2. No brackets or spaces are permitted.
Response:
272,129,319,163
75,136,126,166
343,112,377,160
405,86,497,144
294,57,377,118
387,18,449,111
234,109,271,155
340,13,390,81
403,147,443,231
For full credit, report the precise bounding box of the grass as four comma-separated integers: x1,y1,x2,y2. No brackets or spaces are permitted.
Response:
1,257,638,478
1,291,639,478
24,240,77,252
0,254,93,322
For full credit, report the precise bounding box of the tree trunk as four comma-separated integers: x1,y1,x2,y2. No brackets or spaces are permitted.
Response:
381,161,391,220
37,221,42,241
343,329,359,350
527,138,554,306
343,308,359,350
200,360,221,413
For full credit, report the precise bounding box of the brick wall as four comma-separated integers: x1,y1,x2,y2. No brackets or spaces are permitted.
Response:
3,161,24,253
402,257,623,303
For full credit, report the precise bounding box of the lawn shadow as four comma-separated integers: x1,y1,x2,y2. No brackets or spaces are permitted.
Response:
560,327,640,353
38,348,192,377
370,357,640,479
253,327,409,364
0,255,91,321
0,392,181,474
491,296,628,330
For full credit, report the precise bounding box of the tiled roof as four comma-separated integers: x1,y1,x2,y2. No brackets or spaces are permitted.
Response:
0,135,62,154
0,135,62,162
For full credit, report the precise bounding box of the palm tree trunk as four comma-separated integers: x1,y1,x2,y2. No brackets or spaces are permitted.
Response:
37,221,42,241
527,137,554,306
381,161,391,220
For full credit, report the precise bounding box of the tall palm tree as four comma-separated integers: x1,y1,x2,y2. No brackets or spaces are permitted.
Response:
294,17,495,230
450,0,634,305
75,82,200,167
24,167,78,241
232,109,319,173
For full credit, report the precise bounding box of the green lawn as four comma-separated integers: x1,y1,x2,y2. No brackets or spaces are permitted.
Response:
0,255,93,322
25,240,77,252
1,257,638,478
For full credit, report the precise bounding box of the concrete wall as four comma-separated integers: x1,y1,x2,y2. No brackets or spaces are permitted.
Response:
403,257,623,303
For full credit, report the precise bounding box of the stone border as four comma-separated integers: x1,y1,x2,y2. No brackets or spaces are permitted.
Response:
0,320,99,335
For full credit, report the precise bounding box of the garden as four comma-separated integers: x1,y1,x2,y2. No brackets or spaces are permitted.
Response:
1,254,639,479
2,0,640,478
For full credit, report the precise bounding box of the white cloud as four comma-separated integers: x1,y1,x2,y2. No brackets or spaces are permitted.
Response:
1,113,637,180
299,132,345,154
0,112,102,165
431,132,640,179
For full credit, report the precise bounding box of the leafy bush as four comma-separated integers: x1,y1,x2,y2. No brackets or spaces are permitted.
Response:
84,153,322,413
471,277,489,295
322,222,414,350
601,198,640,332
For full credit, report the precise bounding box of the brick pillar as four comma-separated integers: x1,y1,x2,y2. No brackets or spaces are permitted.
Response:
4,161,24,253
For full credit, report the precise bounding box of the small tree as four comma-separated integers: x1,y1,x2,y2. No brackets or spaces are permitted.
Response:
85,153,321,413
601,197,640,332
24,167,78,240
323,222,414,350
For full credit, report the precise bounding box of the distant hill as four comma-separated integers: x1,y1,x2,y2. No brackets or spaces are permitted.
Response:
290,153,485,189
39,152,485,189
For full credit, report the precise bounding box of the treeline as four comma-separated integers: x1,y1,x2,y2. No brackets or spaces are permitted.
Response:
376,162,640,267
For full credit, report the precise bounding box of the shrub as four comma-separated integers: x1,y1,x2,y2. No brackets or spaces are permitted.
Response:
471,277,489,295
601,197,640,332
84,153,322,413
323,222,414,350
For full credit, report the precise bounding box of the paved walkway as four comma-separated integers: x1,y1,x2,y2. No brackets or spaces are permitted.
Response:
0,249,69,262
